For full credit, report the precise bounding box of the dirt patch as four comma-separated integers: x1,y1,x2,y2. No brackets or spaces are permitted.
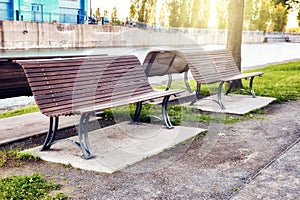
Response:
0,101,299,199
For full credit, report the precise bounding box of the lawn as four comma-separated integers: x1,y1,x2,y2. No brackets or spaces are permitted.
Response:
243,61,300,103
1,60,299,120
0,60,299,199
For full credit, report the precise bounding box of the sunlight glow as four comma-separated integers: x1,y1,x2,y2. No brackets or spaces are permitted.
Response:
286,9,299,28
207,0,218,28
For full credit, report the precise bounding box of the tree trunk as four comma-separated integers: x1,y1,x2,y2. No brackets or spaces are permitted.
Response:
226,0,244,89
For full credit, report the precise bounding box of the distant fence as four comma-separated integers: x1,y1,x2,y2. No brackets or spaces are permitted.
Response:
2,20,298,50
134,23,265,44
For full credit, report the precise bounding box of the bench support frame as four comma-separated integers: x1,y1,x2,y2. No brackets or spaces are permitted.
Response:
225,76,257,98
41,116,59,151
41,98,174,159
190,75,261,109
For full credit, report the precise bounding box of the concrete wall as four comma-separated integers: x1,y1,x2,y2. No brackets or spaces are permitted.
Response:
0,20,265,51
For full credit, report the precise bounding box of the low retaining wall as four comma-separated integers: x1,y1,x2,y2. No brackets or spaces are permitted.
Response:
0,20,265,50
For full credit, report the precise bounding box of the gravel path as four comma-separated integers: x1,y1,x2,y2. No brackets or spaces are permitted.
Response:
1,100,299,199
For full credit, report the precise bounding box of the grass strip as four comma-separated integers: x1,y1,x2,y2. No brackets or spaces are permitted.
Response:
0,105,39,119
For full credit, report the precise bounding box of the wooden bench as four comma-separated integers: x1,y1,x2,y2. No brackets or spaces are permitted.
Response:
178,48,263,109
14,55,183,159
263,36,290,43
143,50,192,92
0,54,106,99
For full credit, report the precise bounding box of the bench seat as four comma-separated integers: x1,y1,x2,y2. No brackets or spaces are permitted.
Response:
142,48,264,109
179,48,263,109
14,55,183,159
221,72,263,82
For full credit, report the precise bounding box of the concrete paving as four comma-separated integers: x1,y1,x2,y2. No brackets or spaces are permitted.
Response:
188,94,276,114
27,122,205,173
0,112,76,146
3,93,273,174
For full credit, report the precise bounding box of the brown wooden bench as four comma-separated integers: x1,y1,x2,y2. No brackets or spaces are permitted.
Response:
178,48,263,109
14,55,183,159
0,54,106,99
143,50,192,92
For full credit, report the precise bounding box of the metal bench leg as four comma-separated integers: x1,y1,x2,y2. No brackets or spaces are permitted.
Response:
132,102,143,122
78,113,95,159
162,95,174,129
249,76,256,98
225,81,233,95
166,74,172,91
190,82,201,105
41,116,59,151
184,71,193,93
213,81,225,109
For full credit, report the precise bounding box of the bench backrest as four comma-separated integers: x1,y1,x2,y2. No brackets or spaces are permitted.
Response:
0,54,106,100
206,49,241,78
0,61,32,99
143,50,189,77
177,48,242,84
177,48,221,84
14,55,153,117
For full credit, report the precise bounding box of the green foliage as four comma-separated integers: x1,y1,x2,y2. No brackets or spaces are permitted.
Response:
0,173,68,200
271,3,288,32
16,152,40,162
130,0,156,23
216,0,230,29
245,0,289,32
243,61,300,102
190,0,210,28
297,10,300,27
0,105,39,119
168,0,181,27
252,0,273,31
0,150,40,168
273,0,300,10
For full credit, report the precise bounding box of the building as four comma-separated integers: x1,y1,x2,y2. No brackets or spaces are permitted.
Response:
0,0,88,24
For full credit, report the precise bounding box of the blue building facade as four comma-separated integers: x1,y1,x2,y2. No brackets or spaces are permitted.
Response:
0,0,88,24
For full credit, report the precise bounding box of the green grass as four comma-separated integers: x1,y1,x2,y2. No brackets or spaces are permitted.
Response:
102,103,260,126
0,60,299,121
0,105,39,119
158,61,300,103
0,150,40,168
242,61,300,103
0,173,68,200
0,150,68,199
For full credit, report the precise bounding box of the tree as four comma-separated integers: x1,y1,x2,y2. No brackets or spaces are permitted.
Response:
273,0,300,9
271,3,288,31
180,0,190,28
168,0,181,27
190,0,200,28
252,0,272,31
158,2,167,26
215,0,229,29
129,0,157,23
95,8,101,22
190,0,210,28
298,10,300,26
129,3,136,19
104,9,108,18
226,0,244,88
111,7,118,25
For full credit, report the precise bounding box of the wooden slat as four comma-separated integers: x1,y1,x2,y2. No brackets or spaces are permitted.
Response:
14,54,181,117
0,61,32,98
